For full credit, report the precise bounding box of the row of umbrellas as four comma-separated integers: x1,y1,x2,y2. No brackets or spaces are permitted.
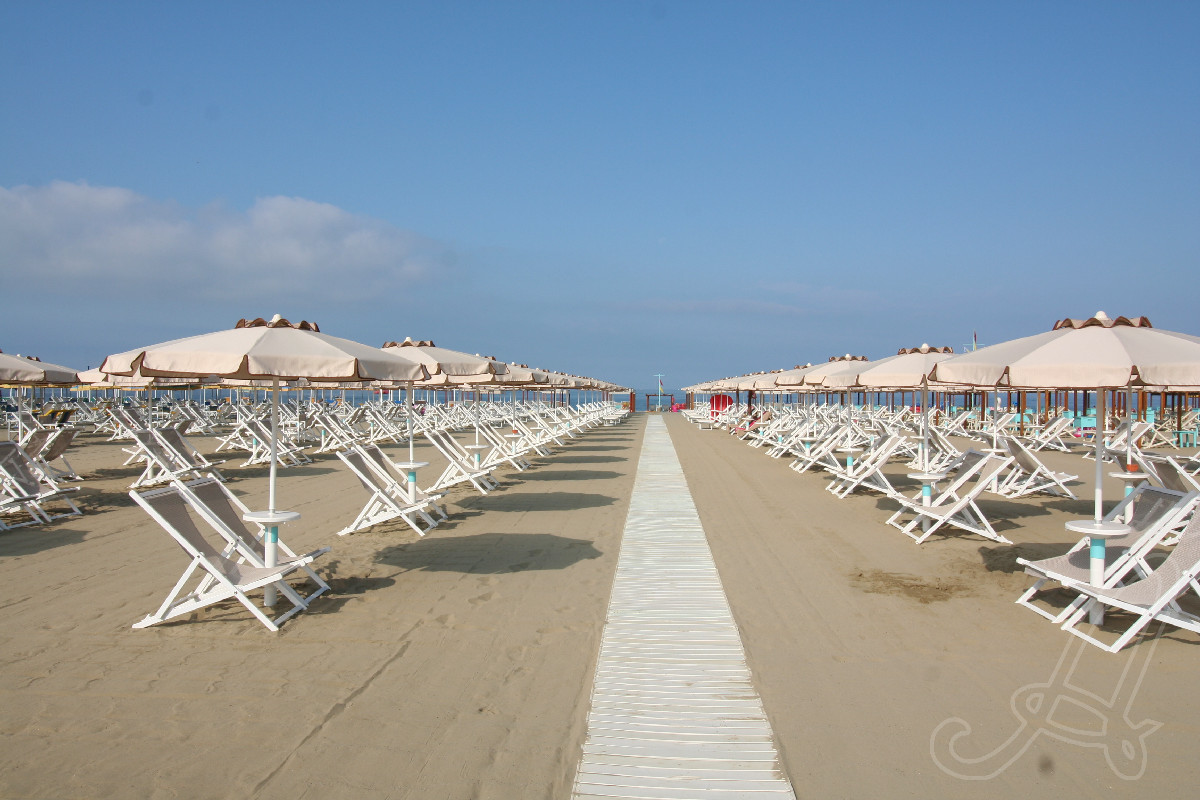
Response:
685,312,1200,528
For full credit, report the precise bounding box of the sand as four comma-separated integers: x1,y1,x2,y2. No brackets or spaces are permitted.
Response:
1,413,1198,799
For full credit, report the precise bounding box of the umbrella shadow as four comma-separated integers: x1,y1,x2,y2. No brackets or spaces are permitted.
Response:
516,470,623,482
376,532,603,574
0,526,88,557
467,491,617,512
977,542,1079,574
548,455,626,464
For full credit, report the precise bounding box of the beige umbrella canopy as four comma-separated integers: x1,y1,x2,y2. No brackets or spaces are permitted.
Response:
0,349,79,385
931,312,1200,525
800,354,872,387
381,338,507,380
101,315,429,608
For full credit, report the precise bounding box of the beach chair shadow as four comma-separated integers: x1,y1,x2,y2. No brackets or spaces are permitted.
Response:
377,532,603,573
0,526,88,556
514,469,624,482
472,491,617,512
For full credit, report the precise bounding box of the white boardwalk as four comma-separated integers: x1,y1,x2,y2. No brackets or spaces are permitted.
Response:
572,416,797,800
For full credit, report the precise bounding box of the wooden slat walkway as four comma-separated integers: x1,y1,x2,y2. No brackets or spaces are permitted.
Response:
572,416,796,799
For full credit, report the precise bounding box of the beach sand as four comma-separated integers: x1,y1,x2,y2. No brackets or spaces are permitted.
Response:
1,414,1198,799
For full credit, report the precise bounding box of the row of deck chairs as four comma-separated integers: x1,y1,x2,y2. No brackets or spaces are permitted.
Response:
0,441,82,530
129,400,628,630
690,399,1200,652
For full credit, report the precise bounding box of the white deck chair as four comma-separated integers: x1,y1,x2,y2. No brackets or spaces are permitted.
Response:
1057,511,1200,652
825,434,905,499
336,447,441,536
1015,487,1198,623
130,484,322,631
174,476,331,601
0,441,82,527
1136,452,1200,496
1026,414,1076,452
423,428,498,495
360,444,448,522
885,452,1016,544
996,435,1078,499
155,427,225,481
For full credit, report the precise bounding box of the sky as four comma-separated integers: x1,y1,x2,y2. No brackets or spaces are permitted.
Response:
2,1,1198,395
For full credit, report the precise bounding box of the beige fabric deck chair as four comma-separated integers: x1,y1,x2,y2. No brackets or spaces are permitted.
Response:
154,427,225,482
423,428,498,495
1026,414,1076,452
33,428,80,481
1136,452,1200,495
174,476,330,601
1015,487,1198,623
1057,511,1200,652
131,484,323,631
885,451,1015,544
360,444,448,523
996,434,1078,498
825,433,905,499
336,447,441,536
0,441,82,528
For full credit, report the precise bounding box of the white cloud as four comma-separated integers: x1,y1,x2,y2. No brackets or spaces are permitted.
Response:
0,181,451,303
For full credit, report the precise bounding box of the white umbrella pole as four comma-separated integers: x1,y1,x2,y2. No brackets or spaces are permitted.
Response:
922,379,930,472
1094,388,1105,523
406,383,415,463
265,377,280,608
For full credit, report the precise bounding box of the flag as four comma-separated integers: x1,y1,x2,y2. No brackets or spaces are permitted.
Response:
658,377,664,393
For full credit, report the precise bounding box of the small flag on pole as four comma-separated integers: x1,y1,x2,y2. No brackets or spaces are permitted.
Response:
972,330,978,351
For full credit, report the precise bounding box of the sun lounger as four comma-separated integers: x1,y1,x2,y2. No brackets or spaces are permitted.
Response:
336,446,443,535
885,451,1015,544
996,434,1078,499
825,433,905,499
0,441,82,528
131,482,327,631
1015,487,1198,623
1056,510,1200,652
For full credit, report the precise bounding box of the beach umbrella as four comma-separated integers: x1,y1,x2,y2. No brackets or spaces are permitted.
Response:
0,349,79,385
930,311,1200,524
823,345,957,470
380,338,507,462
102,315,429,607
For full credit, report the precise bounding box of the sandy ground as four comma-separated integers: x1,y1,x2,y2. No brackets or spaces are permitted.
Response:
2,413,1198,799
665,413,1200,800
0,419,641,800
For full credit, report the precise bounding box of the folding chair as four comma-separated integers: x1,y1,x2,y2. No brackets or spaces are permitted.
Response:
0,441,82,528
825,434,905,499
423,428,498,495
996,435,1078,499
1057,511,1200,652
1015,487,1198,623
336,446,441,536
885,452,1015,544
131,483,325,631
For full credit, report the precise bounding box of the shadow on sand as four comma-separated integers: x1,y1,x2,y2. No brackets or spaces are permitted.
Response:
376,532,603,573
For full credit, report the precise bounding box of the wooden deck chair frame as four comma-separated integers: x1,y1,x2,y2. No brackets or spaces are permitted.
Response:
1015,487,1198,623
336,447,439,536
1056,511,1200,652
130,484,316,631
886,453,1015,544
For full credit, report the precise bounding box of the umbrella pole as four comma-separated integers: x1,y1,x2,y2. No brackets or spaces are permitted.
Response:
1094,388,1106,523
264,377,281,608
407,383,415,463
922,379,930,472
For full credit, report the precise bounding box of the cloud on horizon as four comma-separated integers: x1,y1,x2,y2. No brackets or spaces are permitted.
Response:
0,181,452,305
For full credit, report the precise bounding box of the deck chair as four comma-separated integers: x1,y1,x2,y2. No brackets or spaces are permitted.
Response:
996,435,1078,498
130,484,323,631
885,452,1015,544
174,476,330,601
1026,414,1076,452
0,441,82,528
336,447,441,536
154,427,225,481
1057,511,1200,652
34,428,80,481
360,444,448,523
1015,487,1198,623
423,428,498,495
474,423,533,471
1136,453,1200,496
825,434,905,499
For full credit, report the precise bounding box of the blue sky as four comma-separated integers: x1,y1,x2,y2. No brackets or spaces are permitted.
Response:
2,1,1198,394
